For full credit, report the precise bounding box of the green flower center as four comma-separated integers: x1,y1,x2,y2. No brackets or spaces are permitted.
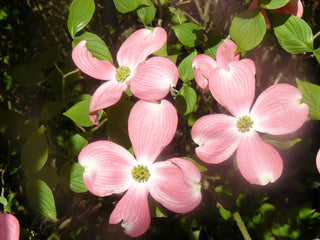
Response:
236,115,253,133
131,164,150,183
115,66,130,82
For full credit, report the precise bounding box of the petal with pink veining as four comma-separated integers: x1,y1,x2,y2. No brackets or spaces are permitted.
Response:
130,56,178,101
148,158,201,213
89,80,128,125
192,54,217,91
72,40,116,80
209,60,256,117
316,148,320,174
239,58,256,75
117,27,167,69
236,131,283,185
191,114,241,164
78,141,136,197
109,183,150,237
216,39,240,70
0,213,20,240
128,100,178,164
273,0,303,18
251,84,309,135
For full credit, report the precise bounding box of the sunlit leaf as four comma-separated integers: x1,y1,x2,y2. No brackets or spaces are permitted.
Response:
182,157,207,172
67,0,95,38
73,32,113,62
171,23,204,47
70,163,88,193
67,133,88,158
169,7,187,24
313,47,320,64
175,85,197,116
296,78,320,120
262,137,301,150
21,126,48,177
26,179,57,220
219,205,232,221
178,50,197,83
230,9,266,52
113,0,150,13
271,14,313,54
258,0,290,9
137,0,156,25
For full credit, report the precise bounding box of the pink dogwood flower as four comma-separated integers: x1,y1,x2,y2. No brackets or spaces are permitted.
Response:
72,27,179,125
191,83,309,185
316,149,320,173
79,100,202,237
0,213,20,240
249,0,303,29
192,40,256,117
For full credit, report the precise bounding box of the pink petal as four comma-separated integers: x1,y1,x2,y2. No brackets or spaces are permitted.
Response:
130,56,179,100
78,141,136,197
209,60,256,117
273,0,303,18
191,114,241,164
148,158,202,213
316,148,320,174
109,184,150,237
72,40,116,80
0,213,20,240
216,39,240,71
236,131,283,185
251,84,309,135
117,27,167,69
192,54,217,91
89,80,128,125
128,100,178,164
240,59,256,75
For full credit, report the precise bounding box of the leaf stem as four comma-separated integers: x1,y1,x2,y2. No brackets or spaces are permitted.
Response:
233,212,252,240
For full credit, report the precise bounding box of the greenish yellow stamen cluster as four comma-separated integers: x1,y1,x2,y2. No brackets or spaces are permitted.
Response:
115,66,130,82
131,165,151,183
236,115,253,133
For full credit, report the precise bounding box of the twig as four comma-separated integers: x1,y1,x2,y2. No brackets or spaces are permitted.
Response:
233,212,252,240
313,31,320,40
157,0,163,27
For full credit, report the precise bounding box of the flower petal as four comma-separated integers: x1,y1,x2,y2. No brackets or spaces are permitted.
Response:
251,84,309,135
209,60,256,117
78,141,136,197
148,158,202,213
72,40,116,80
0,213,20,240
192,54,217,91
191,114,241,164
316,148,320,174
130,56,179,100
89,80,128,125
117,27,167,69
109,184,150,237
236,131,283,185
273,0,303,18
128,100,178,164
216,39,240,70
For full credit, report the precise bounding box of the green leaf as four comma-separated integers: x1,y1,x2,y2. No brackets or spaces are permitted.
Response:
153,43,168,57
0,196,8,206
178,50,197,83
230,9,266,52
260,203,276,215
113,0,150,13
137,0,156,25
175,85,197,116
258,0,290,9
155,205,168,218
70,163,88,193
296,78,320,120
0,110,24,140
313,47,320,64
219,205,232,221
21,126,48,177
205,39,224,59
67,0,95,38
27,179,57,220
271,14,313,54
67,133,88,158
41,101,64,120
35,167,61,189
9,63,46,86
169,7,187,24
171,23,204,47
262,137,301,150
73,32,113,62
63,96,94,127
37,48,62,69
182,157,207,172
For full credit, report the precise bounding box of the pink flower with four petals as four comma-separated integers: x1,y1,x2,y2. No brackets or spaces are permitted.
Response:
0,213,20,240
79,100,202,237
72,27,179,125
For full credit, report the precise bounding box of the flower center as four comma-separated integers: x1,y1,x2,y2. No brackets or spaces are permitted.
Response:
115,66,130,82
131,164,150,183
236,115,253,133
